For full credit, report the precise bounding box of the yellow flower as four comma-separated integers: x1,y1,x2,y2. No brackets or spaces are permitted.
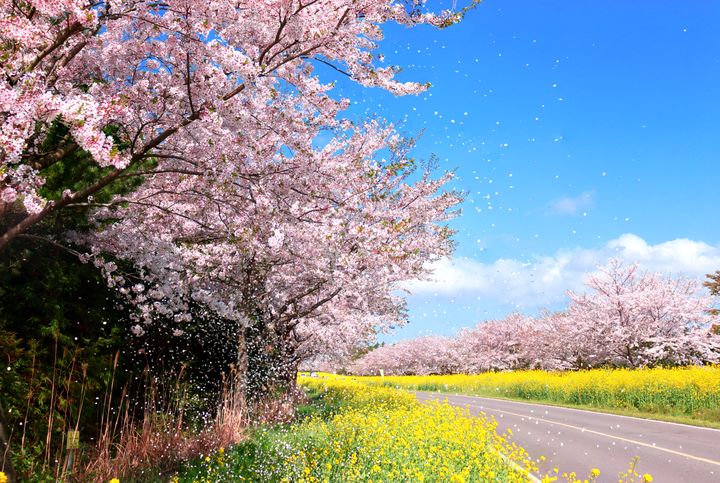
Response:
642,474,653,482
294,373,672,483
109,479,120,483
0,472,8,483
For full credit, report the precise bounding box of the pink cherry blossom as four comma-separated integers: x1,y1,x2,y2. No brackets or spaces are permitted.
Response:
1,0,471,250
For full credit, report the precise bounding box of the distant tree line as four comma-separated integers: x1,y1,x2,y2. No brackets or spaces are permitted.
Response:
352,260,720,376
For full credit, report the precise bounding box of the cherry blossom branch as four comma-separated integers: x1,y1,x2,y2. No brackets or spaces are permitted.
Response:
25,22,84,74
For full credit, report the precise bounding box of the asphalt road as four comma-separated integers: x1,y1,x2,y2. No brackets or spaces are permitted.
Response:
415,392,720,483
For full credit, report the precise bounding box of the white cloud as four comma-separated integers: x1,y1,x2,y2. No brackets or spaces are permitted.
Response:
548,191,595,216
606,234,720,275
405,233,720,309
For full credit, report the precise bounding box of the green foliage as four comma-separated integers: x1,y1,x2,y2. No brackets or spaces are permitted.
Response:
705,270,720,318
705,271,720,296
35,122,154,233
0,237,130,480
0,237,242,480
0,122,234,480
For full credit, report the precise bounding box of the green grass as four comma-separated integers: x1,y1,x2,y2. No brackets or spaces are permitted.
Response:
177,387,331,482
178,424,326,482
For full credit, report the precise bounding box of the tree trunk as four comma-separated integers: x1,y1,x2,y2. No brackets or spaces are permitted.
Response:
237,317,299,410
233,323,249,412
0,399,17,482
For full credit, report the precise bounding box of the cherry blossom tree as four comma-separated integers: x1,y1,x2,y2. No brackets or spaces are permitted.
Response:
1,0,474,251
521,311,590,370
1,0,473,376
1,0,477,465
85,118,460,400
452,313,535,372
567,259,720,367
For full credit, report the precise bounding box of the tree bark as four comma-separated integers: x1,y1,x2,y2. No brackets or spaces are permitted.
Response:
236,316,299,410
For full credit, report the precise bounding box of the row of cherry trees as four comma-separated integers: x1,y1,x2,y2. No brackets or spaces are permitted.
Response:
352,260,720,375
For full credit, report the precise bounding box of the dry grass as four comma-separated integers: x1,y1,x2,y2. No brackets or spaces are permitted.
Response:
75,376,247,482
249,389,306,426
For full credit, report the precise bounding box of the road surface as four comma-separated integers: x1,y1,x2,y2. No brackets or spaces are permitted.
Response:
415,391,720,483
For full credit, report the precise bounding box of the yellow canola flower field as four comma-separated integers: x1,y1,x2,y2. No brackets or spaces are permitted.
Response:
298,374,542,483
355,366,720,419
181,374,653,482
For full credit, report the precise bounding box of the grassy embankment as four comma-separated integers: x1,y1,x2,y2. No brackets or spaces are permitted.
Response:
359,366,720,428
175,374,657,483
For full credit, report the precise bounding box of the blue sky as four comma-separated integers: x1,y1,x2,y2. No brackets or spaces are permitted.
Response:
330,1,720,340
